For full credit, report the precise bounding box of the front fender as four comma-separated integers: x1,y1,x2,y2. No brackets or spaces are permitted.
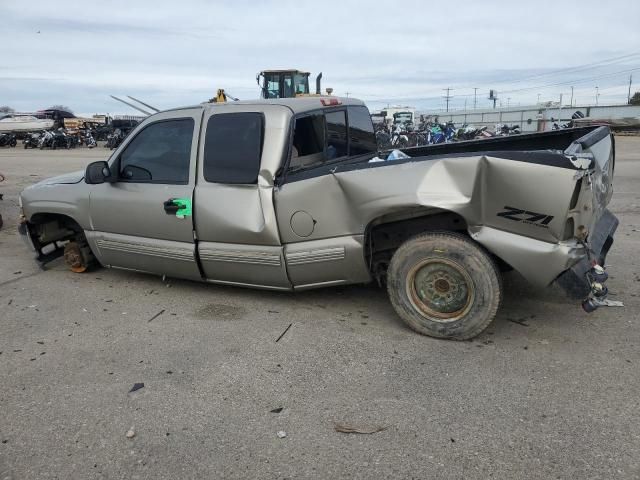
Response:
21,182,92,230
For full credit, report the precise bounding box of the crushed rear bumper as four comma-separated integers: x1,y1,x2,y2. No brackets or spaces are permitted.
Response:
555,209,618,299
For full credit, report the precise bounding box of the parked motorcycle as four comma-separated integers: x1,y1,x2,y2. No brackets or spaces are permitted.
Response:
496,124,521,136
38,129,69,149
375,130,391,150
428,124,446,144
67,133,80,149
23,132,41,149
83,130,97,148
38,130,54,149
92,125,111,142
0,133,17,148
52,129,71,149
390,125,409,148
444,121,456,142
106,129,124,150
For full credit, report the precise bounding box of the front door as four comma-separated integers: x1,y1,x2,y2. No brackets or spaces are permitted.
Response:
87,108,203,281
193,105,291,290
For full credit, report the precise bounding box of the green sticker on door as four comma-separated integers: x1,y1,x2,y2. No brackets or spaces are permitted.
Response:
173,197,192,218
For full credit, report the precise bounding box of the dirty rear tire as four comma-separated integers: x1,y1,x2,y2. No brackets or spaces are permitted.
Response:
387,232,502,340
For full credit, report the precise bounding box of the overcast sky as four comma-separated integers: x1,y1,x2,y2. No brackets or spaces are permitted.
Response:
1,0,639,115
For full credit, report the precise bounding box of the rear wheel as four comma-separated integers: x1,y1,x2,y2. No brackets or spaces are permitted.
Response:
387,232,502,340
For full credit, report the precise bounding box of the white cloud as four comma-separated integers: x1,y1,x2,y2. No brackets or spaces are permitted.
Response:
1,0,639,113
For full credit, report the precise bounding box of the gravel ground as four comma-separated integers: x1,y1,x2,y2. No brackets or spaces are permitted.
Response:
0,138,639,479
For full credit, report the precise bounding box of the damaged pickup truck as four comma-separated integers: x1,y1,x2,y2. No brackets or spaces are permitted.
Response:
19,97,618,340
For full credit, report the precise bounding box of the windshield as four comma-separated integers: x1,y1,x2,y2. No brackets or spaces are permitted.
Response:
264,73,280,99
293,73,309,95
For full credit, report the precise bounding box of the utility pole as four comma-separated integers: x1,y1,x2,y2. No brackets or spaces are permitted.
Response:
537,93,541,104
474,88,478,109
489,90,498,109
443,88,452,112
507,97,511,107
558,94,563,124
464,98,467,110
595,86,600,106
570,86,574,107
628,75,633,104
345,92,350,98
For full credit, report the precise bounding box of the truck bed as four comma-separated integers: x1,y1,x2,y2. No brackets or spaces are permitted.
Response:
283,126,610,184
397,125,608,159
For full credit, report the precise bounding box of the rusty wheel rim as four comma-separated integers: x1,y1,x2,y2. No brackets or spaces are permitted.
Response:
406,258,474,323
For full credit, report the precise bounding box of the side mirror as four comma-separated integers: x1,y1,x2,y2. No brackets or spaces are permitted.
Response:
85,161,112,184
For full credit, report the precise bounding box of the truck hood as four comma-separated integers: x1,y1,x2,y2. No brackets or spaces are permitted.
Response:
35,170,85,186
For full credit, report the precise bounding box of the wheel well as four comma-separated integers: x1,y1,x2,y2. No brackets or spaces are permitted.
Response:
30,213,81,227
365,210,468,284
28,213,84,248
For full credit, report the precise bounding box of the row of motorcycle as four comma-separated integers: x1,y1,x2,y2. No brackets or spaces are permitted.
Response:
20,127,127,150
23,129,97,150
375,121,521,149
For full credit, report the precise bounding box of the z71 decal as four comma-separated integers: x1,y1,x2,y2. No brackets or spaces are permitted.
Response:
497,206,554,228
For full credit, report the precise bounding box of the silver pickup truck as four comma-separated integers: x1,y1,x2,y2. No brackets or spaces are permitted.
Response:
18,97,618,340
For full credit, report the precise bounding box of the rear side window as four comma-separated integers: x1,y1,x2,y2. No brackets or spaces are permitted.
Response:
325,110,347,159
348,106,377,155
204,113,263,184
290,114,325,170
119,119,194,184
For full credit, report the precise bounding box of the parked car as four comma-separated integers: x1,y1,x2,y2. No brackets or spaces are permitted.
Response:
18,97,618,339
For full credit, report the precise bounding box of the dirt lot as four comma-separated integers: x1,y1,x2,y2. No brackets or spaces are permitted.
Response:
1,138,639,479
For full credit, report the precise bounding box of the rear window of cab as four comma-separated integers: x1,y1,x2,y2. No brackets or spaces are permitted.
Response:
289,105,377,171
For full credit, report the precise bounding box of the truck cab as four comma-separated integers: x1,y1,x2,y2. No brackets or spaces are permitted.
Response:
257,70,323,99
21,97,378,290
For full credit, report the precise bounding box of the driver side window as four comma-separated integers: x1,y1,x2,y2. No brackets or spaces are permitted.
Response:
119,118,194,184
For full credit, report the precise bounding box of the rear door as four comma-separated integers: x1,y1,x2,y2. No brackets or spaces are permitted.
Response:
87,108,203,280
193,105,292,290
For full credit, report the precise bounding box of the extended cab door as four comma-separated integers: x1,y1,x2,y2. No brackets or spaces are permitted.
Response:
273,104,377,289
86,108,203,281
193,104,291,290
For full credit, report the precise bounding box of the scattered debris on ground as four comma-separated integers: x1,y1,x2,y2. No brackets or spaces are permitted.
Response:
507,317,530,327
147,309,165,323
334,423,387,434
275,323,293,343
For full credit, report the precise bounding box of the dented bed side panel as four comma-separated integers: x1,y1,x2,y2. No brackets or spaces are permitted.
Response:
275,148,600,287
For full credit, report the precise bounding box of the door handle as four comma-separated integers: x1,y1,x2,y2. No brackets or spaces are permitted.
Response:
163,199,180,214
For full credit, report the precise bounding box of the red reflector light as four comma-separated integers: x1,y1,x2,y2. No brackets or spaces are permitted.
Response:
320,98,341,106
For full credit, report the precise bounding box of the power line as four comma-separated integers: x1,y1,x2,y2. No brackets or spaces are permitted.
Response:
490,52,640,86
498,66,640,94
355,56,640,106
423,65,640,99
